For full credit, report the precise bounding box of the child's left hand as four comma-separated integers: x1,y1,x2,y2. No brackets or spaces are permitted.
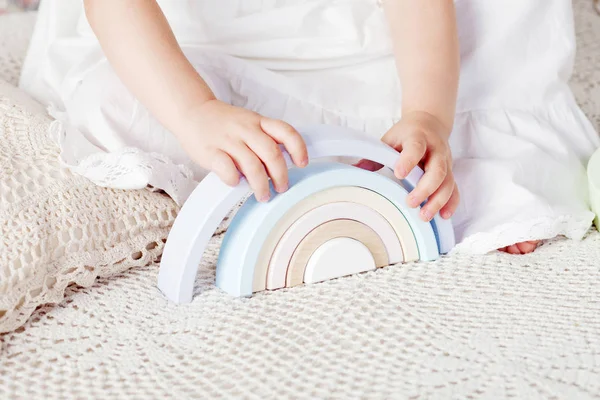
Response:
355,111,460,222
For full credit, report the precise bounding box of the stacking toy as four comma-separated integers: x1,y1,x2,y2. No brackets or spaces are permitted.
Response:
157,125,455,303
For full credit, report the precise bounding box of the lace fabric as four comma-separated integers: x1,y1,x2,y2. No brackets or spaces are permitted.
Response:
0,79,182,334
1,3,600,398
0,13,36,86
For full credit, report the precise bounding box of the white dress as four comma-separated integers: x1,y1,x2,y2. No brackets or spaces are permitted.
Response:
19,0,600,253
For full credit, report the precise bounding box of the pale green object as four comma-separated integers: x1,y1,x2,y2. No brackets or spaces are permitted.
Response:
588,147,600,230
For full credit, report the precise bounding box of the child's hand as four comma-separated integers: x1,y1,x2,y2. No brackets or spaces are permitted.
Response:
178,99,308,202
356,111,460,222
85,1,309,202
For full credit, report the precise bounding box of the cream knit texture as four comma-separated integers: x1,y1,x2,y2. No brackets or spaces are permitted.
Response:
1,2,600,398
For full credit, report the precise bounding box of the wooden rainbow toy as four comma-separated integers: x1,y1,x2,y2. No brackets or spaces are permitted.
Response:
157,125,455,303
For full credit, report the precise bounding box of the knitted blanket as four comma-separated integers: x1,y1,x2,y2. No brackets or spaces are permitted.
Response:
1,3,600,398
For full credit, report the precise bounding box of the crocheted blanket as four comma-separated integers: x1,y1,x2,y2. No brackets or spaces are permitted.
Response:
1,2,600,398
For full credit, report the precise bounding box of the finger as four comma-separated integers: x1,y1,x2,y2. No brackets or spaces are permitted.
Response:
245,129,289,193
353,159,383,172
418,173,456,222
439,183,460,219
394,136,427,179
260,118,309,168
229,143,271,202
210,149,240,187
406,155,447,208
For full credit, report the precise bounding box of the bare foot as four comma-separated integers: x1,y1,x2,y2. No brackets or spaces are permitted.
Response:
499,241,540,254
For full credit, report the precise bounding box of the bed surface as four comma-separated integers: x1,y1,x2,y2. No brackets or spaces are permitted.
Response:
1,4,600,399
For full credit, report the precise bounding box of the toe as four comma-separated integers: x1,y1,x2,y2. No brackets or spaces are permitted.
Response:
506,244,522,254
516,241,540,254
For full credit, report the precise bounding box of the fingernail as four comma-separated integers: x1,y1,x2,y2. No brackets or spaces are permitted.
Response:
301,158,309,167
421,209,432,221
396,167,407,179
442,210,453,219
278,183,289,193
260,194,270,202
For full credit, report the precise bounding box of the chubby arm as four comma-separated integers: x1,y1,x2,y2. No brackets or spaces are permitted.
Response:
383,0,460,135
83,0,215,138
83,0,308,202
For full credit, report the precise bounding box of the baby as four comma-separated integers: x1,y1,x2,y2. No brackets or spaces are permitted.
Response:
19,0,600,254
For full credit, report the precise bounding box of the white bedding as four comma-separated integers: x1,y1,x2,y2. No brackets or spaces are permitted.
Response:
1,2,600,399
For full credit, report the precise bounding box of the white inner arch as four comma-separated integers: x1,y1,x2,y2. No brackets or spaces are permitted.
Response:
304,238,376,284
267,201,403,289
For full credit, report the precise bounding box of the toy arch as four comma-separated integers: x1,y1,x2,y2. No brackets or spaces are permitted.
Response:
157,125,455,303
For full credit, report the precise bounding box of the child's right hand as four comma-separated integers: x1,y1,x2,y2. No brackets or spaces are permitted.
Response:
177,99,309,202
